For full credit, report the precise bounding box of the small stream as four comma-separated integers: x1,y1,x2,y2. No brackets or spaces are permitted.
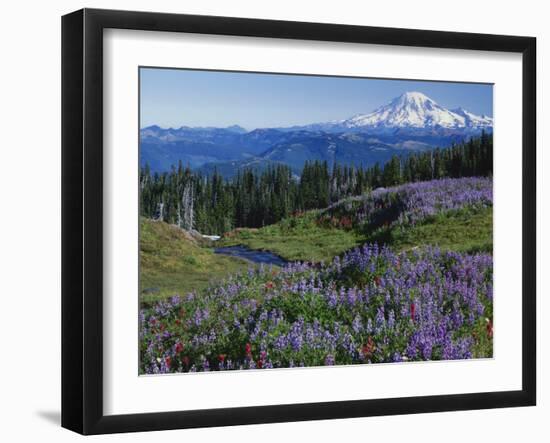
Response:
214,246,288,267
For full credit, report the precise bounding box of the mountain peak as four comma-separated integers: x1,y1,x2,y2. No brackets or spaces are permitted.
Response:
225,124,248,134
340,92,491,130
393,91,435,105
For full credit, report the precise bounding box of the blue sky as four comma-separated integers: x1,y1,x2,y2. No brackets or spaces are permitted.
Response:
140,67,493,130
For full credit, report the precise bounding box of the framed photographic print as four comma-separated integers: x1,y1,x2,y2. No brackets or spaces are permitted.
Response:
61,8,536,435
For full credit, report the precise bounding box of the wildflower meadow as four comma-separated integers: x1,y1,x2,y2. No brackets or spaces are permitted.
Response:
139,177,493,374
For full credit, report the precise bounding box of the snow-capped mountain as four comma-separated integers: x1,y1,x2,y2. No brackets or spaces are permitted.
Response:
450,106,493,128
141,91,492,175
338,92,492,130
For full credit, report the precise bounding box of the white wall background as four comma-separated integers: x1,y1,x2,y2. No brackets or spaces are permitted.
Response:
0,0,546,441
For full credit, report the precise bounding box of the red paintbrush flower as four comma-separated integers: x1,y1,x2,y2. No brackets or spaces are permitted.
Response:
486,319,493,338
374,276,381,286
218,354,226,363
256,360,263,369
362,336,376,358
181,355,190,367
265,281,274,289
175,342,184,354
245,343,252,356
165,356,171,368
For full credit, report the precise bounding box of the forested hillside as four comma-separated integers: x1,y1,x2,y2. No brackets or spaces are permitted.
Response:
140,132,492,234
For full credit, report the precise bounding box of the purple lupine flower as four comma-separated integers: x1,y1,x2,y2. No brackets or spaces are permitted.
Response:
352,314,363,334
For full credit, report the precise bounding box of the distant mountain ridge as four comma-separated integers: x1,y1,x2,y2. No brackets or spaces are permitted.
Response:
140,92,492,176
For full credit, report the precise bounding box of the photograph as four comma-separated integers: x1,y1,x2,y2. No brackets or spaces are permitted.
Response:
138,68,494,374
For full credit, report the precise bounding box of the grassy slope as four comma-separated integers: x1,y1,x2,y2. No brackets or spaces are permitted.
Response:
221,207,492,262
220,212,366,263
368,207,493,254
140,218,250,303
140,201,492,302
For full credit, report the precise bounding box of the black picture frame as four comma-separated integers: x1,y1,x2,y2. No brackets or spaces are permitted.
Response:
62,8,536,435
